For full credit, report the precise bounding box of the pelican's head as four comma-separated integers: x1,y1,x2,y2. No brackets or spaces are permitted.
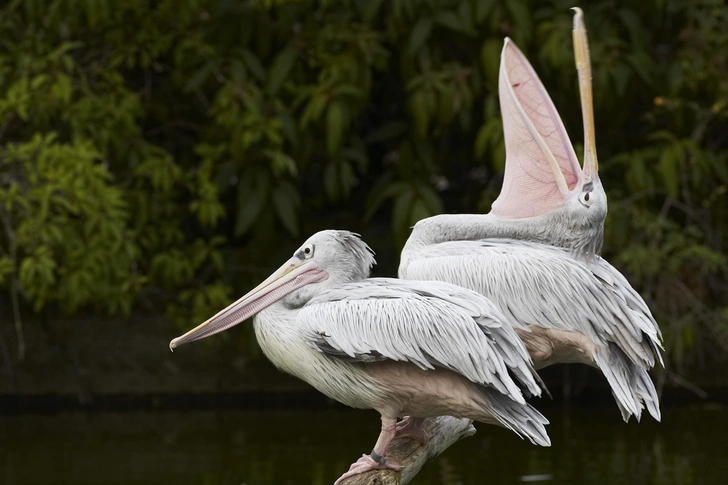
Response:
490,9,607,255
545,172,607,255
169,230,375,350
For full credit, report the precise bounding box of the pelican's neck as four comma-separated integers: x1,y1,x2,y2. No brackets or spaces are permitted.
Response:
253,303,304,377
401,213,602,268
403,214,553,250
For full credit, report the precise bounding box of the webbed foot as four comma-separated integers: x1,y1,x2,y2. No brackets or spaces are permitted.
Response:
334,453,402,484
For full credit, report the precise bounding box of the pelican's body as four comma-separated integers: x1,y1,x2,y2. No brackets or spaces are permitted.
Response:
171,230,550,483
399,11,663,422
400,235,663,421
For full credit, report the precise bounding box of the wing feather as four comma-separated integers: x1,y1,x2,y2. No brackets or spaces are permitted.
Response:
403,240,663,369
298,278,544,403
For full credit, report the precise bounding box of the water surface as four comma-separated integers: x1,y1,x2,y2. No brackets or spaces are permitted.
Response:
2,405,724,485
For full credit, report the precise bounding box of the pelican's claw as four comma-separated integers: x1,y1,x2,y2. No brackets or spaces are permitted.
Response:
395,416,430,445
334,454,402,484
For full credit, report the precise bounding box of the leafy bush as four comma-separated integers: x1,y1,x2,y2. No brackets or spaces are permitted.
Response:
0,0,725,377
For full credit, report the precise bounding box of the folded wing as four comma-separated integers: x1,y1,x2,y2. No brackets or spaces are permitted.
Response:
403,239,663,369
297,278,544,403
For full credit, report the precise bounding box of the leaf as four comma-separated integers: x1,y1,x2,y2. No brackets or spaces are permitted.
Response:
409,198,431,226
326,100,348,156
31,74,48,89
625,51,653,84
480,38,502,90
474,124,490,160
230,59,248,83
362,0,385,23
626,153,650,193
475,0,495,23
474,118,502,160
408,18,433,56
184,64,211,92
240,48,266,82
51,73,73,104
342,145,368,172
659,145,681,199
323,161,339,201
618,9,644,47
434,11,462,32
491,136,506,174
267,149,298,177
332,85,364,99
505,0,531,44
415,181,444,215
610,63,631,97
364,177,406,222
235,169,270,236
392,188,415,235
648,130,678,144
272,182,300,236
0,256,13,285
301,94,328,128
364,121,409,144
267,45,297,95
434,10,476,36
709,153,728,184
339,159,355,199
456,1,474,34
277,105,299,146
682,324,694,349
409,89,432,139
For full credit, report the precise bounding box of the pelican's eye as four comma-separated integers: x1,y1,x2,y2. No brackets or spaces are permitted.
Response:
302,244,314,258
579,191,593,207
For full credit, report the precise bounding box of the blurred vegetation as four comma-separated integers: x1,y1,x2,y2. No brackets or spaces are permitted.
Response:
0,0,725,379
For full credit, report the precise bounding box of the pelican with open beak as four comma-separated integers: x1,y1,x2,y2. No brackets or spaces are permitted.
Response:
491,7,606,255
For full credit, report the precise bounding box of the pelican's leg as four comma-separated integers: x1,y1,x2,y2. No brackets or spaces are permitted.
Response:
395,416,429,444
334,416,402,484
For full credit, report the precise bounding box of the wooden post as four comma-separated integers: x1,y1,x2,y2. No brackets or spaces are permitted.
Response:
338,416,475,485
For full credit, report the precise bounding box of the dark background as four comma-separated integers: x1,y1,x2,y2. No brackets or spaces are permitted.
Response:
0,0,726,409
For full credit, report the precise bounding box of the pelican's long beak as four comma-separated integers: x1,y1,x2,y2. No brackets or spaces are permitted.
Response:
572,7,599,183
492,38,582,218
169,258,328,351
490,8,599,219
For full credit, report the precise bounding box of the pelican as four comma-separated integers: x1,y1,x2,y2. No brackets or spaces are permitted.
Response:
400,10,663,422
420,9,606,257
170,230,550,483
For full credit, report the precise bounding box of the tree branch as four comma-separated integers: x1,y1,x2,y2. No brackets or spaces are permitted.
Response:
0,209,24,360
339,416,475,485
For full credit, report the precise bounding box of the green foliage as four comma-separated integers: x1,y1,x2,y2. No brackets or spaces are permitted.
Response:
0,0,726,375
1,133,137,314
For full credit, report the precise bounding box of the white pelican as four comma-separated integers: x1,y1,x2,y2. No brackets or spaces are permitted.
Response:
400,10,663,422
420,9,606,257
170,230,550,483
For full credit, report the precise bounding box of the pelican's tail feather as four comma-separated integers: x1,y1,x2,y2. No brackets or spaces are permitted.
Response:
636,365,662,421
475,386,551,447
594,343,661,423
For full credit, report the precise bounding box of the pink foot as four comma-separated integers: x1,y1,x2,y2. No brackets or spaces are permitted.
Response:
334,454,402,484
395,416,430,445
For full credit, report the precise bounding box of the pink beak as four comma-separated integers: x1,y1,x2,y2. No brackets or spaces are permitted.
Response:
490,8,598,220
169,258,327,350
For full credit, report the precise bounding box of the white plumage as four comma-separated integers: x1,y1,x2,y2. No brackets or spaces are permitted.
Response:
399,10,664,423
171,230,551,483
401,232,664,422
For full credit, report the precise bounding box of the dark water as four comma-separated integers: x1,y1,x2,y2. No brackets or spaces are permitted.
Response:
1,404,725,485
